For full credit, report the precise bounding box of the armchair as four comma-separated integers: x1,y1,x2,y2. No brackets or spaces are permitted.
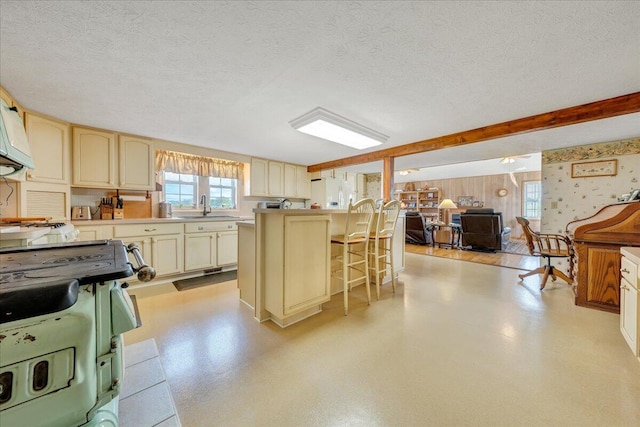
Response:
404,211,432,245
460,208,512,252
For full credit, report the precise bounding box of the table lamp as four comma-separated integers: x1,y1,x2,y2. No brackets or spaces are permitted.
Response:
437,198,457,223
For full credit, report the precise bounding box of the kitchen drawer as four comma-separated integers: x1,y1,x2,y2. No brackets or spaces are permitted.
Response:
621,256,638,285
113,223,183,237
184,221,237,233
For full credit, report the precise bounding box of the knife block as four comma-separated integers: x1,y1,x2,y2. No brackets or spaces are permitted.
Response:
113,208,124,219
100,204,113,220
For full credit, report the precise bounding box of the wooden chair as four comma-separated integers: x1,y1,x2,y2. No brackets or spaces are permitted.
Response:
516,217,574,290
331,198,376,315
369,200,401,300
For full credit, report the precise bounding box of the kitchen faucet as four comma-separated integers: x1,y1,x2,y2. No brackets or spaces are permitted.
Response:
200,194,210,216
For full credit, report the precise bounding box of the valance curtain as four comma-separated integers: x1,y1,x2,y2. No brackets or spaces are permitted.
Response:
155,150,242,179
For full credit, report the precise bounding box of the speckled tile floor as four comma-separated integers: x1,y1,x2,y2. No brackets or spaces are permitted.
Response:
125,253,640,427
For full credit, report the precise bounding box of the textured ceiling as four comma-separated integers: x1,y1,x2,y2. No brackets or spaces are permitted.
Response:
1,1,639,173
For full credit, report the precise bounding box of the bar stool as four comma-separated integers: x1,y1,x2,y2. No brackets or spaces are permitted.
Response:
369,200,401,299
331,198,376,315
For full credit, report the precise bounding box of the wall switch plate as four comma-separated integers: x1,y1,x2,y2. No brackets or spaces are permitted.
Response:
551,201,558,209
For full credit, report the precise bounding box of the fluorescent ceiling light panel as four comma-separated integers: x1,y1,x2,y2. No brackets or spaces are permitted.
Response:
290,107,388,149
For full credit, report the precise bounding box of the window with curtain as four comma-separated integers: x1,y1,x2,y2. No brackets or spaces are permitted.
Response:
157,150,242,210
523,180,541,219
164,172,197,208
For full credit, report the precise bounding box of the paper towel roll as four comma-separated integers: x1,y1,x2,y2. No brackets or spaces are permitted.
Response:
121,195,147,202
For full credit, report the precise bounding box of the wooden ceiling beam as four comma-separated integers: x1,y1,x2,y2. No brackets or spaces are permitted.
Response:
307,92,640,172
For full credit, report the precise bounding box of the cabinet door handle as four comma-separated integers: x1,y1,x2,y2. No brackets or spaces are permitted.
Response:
621,268,630,274
198,226,204,231
144,228,156,232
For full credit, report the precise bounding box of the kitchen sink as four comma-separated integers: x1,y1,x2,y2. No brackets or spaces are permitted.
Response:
175,215,240,219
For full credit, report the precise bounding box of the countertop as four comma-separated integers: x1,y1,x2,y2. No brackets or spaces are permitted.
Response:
621,247,640,266
72,216,254,226
253,208,347,214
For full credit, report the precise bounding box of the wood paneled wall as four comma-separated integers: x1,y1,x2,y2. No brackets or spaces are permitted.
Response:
396,171,541,238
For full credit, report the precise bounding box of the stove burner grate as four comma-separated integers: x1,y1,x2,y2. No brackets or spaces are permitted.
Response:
22,222,67,228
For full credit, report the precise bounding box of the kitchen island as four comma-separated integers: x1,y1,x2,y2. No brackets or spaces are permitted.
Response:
238,208,405,327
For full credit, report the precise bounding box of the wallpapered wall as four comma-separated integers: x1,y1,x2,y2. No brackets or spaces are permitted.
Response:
541,137,640,274
365,173,381,200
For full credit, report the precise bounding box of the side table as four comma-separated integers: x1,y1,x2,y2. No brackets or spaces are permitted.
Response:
431,223,462,248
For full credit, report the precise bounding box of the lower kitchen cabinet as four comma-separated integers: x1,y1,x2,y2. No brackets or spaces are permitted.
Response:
184,221,238,271
74,224,114,241
152,234,183,276
113,223,183,277
217,230,238,266
620,248,640,360
262,214,331,327
184,234,216,271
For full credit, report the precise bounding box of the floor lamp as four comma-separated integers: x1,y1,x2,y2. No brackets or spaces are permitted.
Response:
438,198,458,223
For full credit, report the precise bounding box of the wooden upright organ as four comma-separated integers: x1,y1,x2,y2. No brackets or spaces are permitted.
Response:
566,201,640,313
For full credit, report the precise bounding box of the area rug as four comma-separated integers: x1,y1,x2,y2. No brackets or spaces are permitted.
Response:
406,242,540,271
500,239,531,255
173,270,237,291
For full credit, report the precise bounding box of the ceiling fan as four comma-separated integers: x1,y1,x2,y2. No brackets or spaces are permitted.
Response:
500,155,531,164
500,155,530,187
398,168,420,176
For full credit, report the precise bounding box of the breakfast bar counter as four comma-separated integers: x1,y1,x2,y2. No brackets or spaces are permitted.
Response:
238,208,405,327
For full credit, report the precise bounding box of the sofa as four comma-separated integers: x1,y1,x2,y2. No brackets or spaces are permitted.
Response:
459,208,511,252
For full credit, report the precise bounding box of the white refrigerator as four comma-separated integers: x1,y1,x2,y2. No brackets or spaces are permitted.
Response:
309,177,354,209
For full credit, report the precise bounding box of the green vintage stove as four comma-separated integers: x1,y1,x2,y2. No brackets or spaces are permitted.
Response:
0,240,155,427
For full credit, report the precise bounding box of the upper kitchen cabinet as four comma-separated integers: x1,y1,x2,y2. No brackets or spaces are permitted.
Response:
296,165,310,199
285,164,310,199
268,161,284,196
248,158,309,198
249,158,268,196
72,127,154,190
25,113,71,184
118,135,155,190
73,127,117,188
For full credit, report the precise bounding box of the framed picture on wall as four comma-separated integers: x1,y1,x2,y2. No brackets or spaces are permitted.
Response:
571,159,618,178
458,196,474,206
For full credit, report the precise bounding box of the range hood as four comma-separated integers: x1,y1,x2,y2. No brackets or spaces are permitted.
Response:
0,99,34,176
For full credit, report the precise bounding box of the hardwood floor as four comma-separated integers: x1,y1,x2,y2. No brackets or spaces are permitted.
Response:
405,243,541,271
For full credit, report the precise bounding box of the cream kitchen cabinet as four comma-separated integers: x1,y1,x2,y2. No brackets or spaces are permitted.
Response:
249,158,268,196
25,113,71,184
620,248,640,361
284,164,310,199
72,127,154,190
249,158,308,198
118,135,155,190
267,161,284,196
19,182,70,221
284,164,296,197
74,224,114,242
217,230,238,266
184,221,238,271
296,165,310,198
72,127,117,188
261,213,331,327
113,223,183,277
